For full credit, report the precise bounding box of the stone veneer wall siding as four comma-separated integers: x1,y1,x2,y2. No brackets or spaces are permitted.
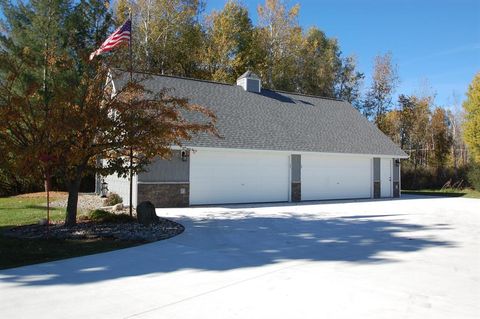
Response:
291,154,301,202
393,158,400,198
291,182,301,202
137,150,190,207
137,183,189,208
393,182,400,197
373,158,381,198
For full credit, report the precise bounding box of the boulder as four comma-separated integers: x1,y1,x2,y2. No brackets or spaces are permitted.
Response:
136,201,159,226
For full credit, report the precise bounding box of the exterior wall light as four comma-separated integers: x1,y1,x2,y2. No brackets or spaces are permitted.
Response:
181,150,188,162
395,159,400,167
100,179,109,197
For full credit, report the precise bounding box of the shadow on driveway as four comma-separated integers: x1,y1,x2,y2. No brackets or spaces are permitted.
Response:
0,211,453,287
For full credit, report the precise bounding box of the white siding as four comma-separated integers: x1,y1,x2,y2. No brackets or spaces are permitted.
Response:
302,154,372,200
190,149,289,205
381,158,392,197
104,173,137,207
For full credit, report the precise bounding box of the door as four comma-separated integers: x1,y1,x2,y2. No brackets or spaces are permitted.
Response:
381,158,392,197
302,154,372,200
190,149,289,205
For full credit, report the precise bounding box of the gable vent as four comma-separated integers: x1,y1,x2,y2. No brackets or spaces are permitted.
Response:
236,71,261,93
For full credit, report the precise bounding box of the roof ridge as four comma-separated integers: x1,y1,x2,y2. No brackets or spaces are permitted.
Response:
265,88,344,102
115,68,234,87
115,68,345,102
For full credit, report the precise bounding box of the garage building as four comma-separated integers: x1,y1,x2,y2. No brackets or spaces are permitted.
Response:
103,70,407,207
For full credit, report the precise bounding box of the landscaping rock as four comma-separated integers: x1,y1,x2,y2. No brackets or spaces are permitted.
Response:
50,194,105,211
136,201,159,226
4,217,184,242
113,203,124,211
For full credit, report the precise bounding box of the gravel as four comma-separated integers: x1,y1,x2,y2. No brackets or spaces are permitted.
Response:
4,218,184,242
50,194,106,211
11,193,184,242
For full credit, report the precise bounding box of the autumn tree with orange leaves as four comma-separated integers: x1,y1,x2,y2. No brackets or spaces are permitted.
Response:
0,0,216,226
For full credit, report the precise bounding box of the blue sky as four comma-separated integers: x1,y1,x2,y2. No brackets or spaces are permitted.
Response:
207,0,480,108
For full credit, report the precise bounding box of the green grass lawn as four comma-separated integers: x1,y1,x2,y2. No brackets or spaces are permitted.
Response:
0,196,139,270
402,188,480,199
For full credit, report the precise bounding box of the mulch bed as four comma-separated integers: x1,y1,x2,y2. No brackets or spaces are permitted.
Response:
4,218,184,242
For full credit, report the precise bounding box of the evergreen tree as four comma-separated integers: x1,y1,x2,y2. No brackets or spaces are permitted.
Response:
335,55,364,105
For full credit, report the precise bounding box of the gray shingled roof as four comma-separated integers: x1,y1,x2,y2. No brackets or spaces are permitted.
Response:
112,71,407,157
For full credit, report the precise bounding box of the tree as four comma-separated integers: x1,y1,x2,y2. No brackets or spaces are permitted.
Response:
115,0,130,24
397,94,416,149
296,27,339,97
335,55,364,105
362,52,399,121
463,72,480,163
430,107,452,169
394,94,431,168
118,0,361,99
125,0,205,76
376,110,401,145
0,0,216,226
0,0,79,191
446,93,468,172
256,0,301,91
202,0,255,83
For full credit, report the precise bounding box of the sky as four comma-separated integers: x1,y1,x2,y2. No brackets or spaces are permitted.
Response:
206,0,480,108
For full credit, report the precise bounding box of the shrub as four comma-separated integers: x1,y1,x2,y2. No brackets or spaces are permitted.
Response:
88,209,135,223
88,209,112,222
468,164,480,190
104,192,123,206
401,164,470,190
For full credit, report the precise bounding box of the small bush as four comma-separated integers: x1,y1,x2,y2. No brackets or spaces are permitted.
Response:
89,209,112,222
88,209,135,223
104,192,123,206
468,164,480,190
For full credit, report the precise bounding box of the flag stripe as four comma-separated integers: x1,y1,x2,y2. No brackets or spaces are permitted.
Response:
89,20,131,60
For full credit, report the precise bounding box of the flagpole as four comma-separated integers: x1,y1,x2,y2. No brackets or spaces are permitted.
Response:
129,9,133,83
128,8,134,217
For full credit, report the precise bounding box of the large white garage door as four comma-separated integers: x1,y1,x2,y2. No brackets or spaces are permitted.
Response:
302,154,371,200
190,150,289,205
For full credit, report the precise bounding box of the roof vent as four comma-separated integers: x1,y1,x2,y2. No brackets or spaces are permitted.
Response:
237,71,261,93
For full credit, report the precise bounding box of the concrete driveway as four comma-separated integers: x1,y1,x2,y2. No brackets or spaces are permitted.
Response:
0,195,479,318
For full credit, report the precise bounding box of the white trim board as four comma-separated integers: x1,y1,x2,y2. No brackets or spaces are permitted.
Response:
172,145,408,159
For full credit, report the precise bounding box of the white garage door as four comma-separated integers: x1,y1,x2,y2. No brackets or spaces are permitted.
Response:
190,150,289,205
302,154,372,200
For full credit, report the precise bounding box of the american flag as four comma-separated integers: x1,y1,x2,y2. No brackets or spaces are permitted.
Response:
89,20,131,60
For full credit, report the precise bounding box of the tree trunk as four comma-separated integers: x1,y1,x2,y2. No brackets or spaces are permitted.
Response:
65,176,82,227
44,177,51,193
